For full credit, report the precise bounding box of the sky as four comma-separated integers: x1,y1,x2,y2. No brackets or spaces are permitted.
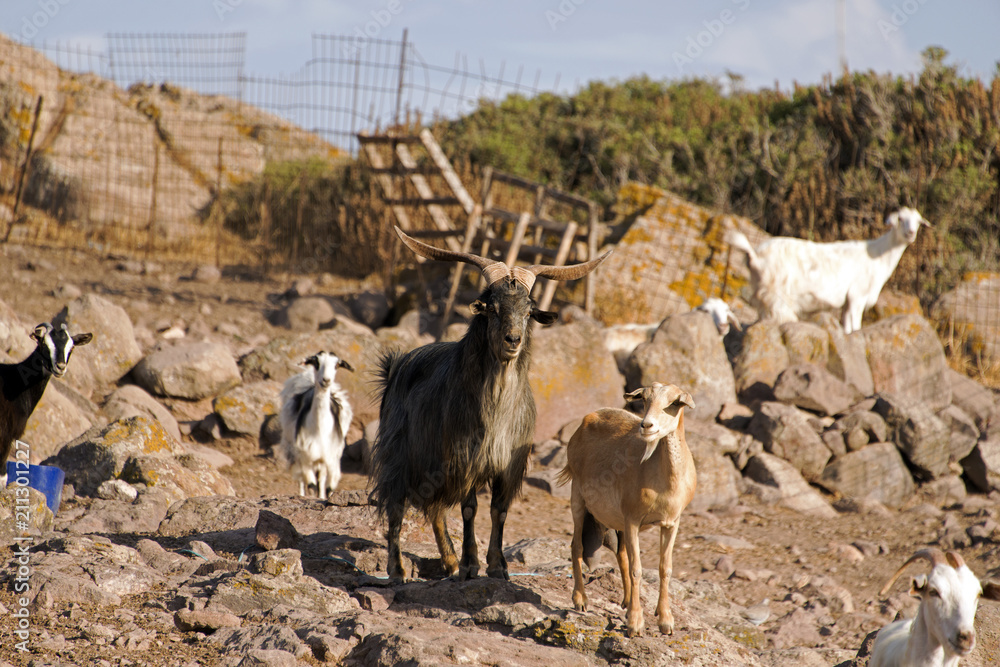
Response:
2,0,998,94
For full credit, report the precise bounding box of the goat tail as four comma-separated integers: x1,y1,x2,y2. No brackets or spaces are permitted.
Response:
372,348,404,399
725,230,758,264
556,464,572,487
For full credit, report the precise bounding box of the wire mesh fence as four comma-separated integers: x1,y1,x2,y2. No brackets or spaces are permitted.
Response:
0,31,996,377
0,31,558,268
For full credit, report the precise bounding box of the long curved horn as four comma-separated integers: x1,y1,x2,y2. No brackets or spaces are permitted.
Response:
510,248,614,292
879,548,947,596
945,550,966,569
394,227,509,285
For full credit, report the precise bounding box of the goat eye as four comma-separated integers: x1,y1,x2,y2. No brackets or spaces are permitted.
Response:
928,588,940,598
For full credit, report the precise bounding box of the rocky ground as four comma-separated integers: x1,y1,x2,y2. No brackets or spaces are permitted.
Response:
0,242,998,667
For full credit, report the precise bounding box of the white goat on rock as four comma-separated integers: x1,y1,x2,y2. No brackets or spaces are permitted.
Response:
279,351,354,500
870,548,1000,667
726,207,929,334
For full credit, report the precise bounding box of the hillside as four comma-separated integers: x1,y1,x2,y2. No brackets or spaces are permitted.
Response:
433,47,1000,309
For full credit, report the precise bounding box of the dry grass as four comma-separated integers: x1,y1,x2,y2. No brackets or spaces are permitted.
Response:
940,320,1000,390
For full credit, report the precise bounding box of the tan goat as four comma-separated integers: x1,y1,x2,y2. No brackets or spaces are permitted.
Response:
559,382,697,637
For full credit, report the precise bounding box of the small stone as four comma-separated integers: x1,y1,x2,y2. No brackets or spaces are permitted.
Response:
97,479,139,502
174,609,242,632
256,510,300,551
353,587,394,611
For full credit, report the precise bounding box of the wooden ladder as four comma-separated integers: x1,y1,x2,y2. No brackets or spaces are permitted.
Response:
476,167,601,314
357,128,478,254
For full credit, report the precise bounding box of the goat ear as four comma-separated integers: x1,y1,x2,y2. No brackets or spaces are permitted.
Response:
303,355,320,369
72,333,94,346
983,581,1000,602
676,390,696,411
623,388,643,402
727,311,742,331
470,300,487,316
886,211,900,228
530,308,558,326
909,574,928,597
337,358,354,372
32,324,48,341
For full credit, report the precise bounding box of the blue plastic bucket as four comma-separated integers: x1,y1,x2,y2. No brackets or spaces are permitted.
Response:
6,462,65,514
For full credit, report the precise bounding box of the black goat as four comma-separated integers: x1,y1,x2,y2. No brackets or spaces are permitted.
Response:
1,323,93,465
370,227,610,580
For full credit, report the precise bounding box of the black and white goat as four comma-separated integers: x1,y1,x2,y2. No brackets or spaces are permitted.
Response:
1,322,93,465
370,227,610,581
279,351,354,500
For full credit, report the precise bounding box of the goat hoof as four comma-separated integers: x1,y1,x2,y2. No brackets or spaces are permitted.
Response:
486,566,509,580
625,625,643,638
658,621,674,635
457,565,478,581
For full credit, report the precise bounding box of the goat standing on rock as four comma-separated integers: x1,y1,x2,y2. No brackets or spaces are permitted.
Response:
1,323,92,466
279,351,353,500
559,382,697,637
727,207,929,334
370,227,610,581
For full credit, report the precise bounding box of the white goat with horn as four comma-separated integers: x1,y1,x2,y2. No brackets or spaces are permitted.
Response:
870,547,1000,667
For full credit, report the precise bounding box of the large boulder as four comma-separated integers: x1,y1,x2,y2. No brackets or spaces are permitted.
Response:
733,321,789,402
120,454,235,505
626,311,736,422
133,342,242,400
530,318,623,442
103,384,181,443
818,314,874,396
946,368,996,436
239,326,380,423
0,299,34,359
779,321,829,367
932,271,1000,362
861,314,951,411
962,436,1000,493
53,293,142,385
589,183,761,324
272,296,339,331
817,442,916,508
874,394,972,480
43,416,185,496
772,363,862,417
214,381,283,436
747,402,832,480
0,485,53,544
22,384,93,462
743,453,836,518
687,449,741,512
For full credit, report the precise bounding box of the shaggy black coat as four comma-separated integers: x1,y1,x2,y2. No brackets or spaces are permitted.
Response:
370,279,556,580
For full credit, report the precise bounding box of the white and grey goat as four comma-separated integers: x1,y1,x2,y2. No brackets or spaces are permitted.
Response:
279,351,354,500
727,207,929,334
870,548,1000,667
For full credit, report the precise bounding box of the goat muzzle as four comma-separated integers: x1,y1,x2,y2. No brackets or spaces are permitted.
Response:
953,629,976,655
